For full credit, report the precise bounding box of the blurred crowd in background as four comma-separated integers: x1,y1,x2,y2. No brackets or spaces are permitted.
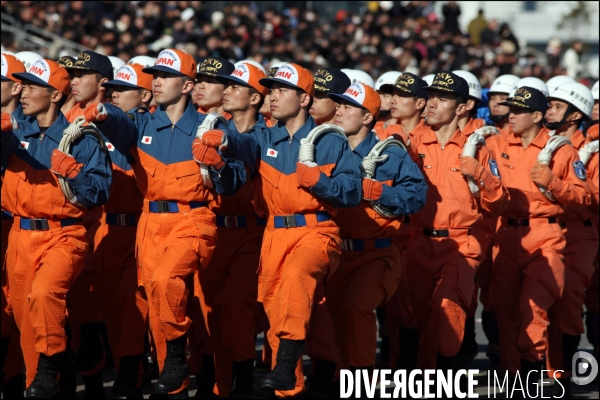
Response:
1,1,597,88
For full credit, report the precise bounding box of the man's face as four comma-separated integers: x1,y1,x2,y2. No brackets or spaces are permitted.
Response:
152,72,188,105
194,75,225,109
593,101,599,121
545,99,570,124
390,90,419,120
20,81,53,116
309,92,337,123
222,83,252,113
426,91,461,126
509,107,539,135
268,83,304,121
488,93,510,117
70,70,102,105
111,85,145,112
333,100,368,135
378,92,393,113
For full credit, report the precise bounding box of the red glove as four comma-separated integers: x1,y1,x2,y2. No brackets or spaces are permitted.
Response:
192,139,225,170
1,113,16,131
296,162,321,188
460,156,485,180
51,149,82,178
201,129,226,148
362,178,383,201
82,103,107,122
531,163,555,188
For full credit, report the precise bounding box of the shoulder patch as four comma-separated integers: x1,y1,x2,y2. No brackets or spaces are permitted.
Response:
128,113,136,120
489,159,500,178
573,160,586,181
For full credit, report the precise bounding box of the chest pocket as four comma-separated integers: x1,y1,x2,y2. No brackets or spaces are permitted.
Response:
175,161,202,195
142,156,158,178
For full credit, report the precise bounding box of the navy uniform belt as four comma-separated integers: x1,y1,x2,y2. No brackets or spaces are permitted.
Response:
19,217,80,231
507,217,557,227
1,210,13,220
423,228,471,237
273,211,331,229
341,237,392,252
106,213,139,226
216,215,266,228
560,219,593,229
148,201,208,213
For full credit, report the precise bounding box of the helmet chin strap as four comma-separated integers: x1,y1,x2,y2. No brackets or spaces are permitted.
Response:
544,104,573,131
489,113,508,123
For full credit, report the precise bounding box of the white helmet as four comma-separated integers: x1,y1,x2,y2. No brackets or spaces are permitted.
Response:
452,70,482,101
235,59,267,74
489,74,520,95
342,69,375,88
548,82,594,118
128,55,157,68
2,50,16,56
422,74,435,86
545,75,575,95
108,56,126,78
592,80,599,101
15,51,43,71
375,71,402,91
510,77,549,97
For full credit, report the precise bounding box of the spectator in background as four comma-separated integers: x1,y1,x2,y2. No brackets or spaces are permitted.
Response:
564,40,584,79
442,1,461,35
468,9,487,46
480,19,499,47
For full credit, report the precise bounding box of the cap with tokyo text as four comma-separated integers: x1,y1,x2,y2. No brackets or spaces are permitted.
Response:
313,67,351,93
498,86,549,113
13,59,70,95
66,50,114,80
142,48,196,80
328,82,381,119
197,57,235,78
380,72,428,99
1,53,25,82
57,55,76,68
102,63,153,91
421,71,469,101
216,62,268,97
259,63,314,97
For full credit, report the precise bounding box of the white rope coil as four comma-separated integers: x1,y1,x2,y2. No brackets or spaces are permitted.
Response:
58,116,107,206
536,132,572,201
298,124,346,167
579,140,599,167
195,112,228,189
474,126,501,138
461,133,486,194
362,136,406,219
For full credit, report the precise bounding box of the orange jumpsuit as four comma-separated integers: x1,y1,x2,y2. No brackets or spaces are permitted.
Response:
407,123,506,369
488,128,591,375
547,130,599,378
1,114,112,387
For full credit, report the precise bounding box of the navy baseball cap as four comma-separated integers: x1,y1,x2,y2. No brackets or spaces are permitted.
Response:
381,72,428,99
313,68,351,94
196,57,235,78
65,50,113,80
499,86,549,113
57,55,76,68
421,71,469,101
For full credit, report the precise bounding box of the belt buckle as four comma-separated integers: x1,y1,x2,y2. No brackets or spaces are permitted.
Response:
283,215,297,228
341,239,353,251
157,201,170,213
31,219,49,231
431,229,438,237
117,214,129,226
224,216,238,228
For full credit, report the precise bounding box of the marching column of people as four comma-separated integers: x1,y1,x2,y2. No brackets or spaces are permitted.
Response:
1,46,599,399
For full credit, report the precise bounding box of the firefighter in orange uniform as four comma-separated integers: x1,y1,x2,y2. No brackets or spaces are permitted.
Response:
258,66,279,128
487,74,520,135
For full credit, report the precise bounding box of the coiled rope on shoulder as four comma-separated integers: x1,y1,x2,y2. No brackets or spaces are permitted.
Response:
536,131,572,201
195,112,228,189
298,124,346,166
579,140,599,167
461,132,486,194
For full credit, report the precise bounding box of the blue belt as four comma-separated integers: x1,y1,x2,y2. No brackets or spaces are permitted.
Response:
273,212,331,229
341,237,392,252
1,210,13,220
148,201,208,213
216,215,266,228
20,217,80,231
106,213,138,226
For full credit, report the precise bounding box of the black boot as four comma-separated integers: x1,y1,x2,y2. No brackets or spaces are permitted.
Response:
0,336,9,373
193,354,216,398
348,366,373,399
552,377,571,398
82,372,105,399
396,328,419,372
71,322,105,373
113,354,143,397
305,359,337,399
25,352,66,398
3,374,25,398
53,367,76,399
520,359,543,399
230,358,255,399
126,387,144,399
155,335,189,395
459,317,478,367
261,339,304,391
585,311,599,359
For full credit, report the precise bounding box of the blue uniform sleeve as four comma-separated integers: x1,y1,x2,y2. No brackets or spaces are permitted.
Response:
311,137,362,208
1,129,21,173
221,129,262,170
95,103,139,154
66,135,113,208
376,148,428,216
209,156,253,196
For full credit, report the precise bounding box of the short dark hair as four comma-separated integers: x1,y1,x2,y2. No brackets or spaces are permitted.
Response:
361,108,376,130
45,86,68,109
249,86,265,110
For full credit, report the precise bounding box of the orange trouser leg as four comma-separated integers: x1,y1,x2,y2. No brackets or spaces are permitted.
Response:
305,283,339,365
188,278,211,376
95,221,149,380
259,223,341,398
254,302,272,367
547,224,598,378
198,226,261,397
407,231,481,370
1,217,13,338
6,225,87,387
492,221,565,375
327,248,400,368
138,208,216,379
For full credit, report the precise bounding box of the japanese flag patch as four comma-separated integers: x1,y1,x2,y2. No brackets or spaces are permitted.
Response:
20,141,29,150
573,160,586,181
266,148,278,158
106,142,115,151
141,136,152,145
489,159,500,178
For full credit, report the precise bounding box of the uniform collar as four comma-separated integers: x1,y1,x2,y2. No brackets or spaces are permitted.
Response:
507,126,550,148
271,116,317,144
22,113,69,143
226,117,258,134
154,102,198,135
461,117,484,136
420,124,464,146
353,131,378,158
570,129,585,148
